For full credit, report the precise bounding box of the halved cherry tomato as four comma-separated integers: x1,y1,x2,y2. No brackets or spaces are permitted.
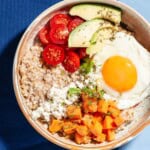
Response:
50,13,71,27
68,17,84,32
42,44,65,66
50,24,69,45
63,51,80,73
38,26,50,45
78,48,87,59
65,47,76,52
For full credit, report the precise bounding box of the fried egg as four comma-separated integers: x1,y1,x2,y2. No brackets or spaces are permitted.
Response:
93,32,150,109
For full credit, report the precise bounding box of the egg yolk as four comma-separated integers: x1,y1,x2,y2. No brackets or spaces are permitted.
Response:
102,55,137,92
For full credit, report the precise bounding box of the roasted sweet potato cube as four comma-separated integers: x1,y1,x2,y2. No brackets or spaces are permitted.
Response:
76,125,89,136
82,94,97,113
67,105,82,120
108,106,120,118
94,133,106,142
81,93,88,101
72,119,82,124
98,100,108,114
63,121,76,135
103,116,113,129
114,116,124,126
82,114,93,128
75,133,91,144
90,120,103,136
48,119,63,133
93,115,103,123
106,130,115,141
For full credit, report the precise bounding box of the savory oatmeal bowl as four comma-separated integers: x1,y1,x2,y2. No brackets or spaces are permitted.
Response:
13,0,150,149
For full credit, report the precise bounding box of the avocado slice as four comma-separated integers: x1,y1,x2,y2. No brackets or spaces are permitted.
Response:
69,4,121,24
86,27,118,57
68,19,112,47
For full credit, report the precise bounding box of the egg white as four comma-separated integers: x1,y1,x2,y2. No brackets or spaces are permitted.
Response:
93,32,150,109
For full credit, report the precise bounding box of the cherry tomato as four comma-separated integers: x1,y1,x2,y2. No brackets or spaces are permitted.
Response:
49,24,69,45
42,44,65,66
68,17,84,32
65,47,76,52
38,26,50,45
78,48,87,59
63,51,80,73
50,13,71,27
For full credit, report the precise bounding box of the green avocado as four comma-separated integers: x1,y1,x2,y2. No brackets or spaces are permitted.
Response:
86,27,118,57
68,19,112,47
69,4,122,24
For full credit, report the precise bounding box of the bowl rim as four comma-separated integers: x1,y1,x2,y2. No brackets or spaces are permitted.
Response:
13,0,150,149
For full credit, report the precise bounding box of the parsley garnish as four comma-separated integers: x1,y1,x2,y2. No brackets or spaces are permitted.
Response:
68,86,106,99
88,100,92,105
98,89,105,99
68,88,81,97
61,102,66,106
82,87,94,97
82,86,98,98
80,58,94,74
106,111,112,116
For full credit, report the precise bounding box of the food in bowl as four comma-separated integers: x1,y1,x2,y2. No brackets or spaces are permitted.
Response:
18,3,150,144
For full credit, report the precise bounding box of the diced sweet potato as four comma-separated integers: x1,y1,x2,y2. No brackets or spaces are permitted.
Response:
82,94,97,113
98,100,108,114
72,119,82,124
94,133,106,142
67,105,82,120
108,106,120,118
108,101,117,108
75,133,91,144
114,116,124,126
81,93,88,101
106,130,115,141
93,114,103,123
90,120,103,136
63,121,76,135
75,133,83,144
82,114,93,128
103,116,113,129
87,100,97,113
76,125,89,136
48,119,63,133
48,91,124,144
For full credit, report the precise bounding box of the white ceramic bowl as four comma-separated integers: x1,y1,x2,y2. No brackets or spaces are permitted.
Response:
13,0,150,149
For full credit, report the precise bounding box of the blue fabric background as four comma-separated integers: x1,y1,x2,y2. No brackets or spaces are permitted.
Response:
0,0,149,150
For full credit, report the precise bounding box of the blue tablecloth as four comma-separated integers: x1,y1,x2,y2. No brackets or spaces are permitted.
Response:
0,0,149,150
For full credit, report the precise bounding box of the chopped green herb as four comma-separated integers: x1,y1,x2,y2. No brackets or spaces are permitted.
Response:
61,70,66,75
61,102,66,106
80,58,94,74
82,87,94,97
88,100,92,105
98,64,102,67
82,86,98,98
89,81,93,85
68,88,81,97
90,40,96,45
48,99,53,103
69,115,75,119
98,90,105,99
76,102,82,107
106,111,112,116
